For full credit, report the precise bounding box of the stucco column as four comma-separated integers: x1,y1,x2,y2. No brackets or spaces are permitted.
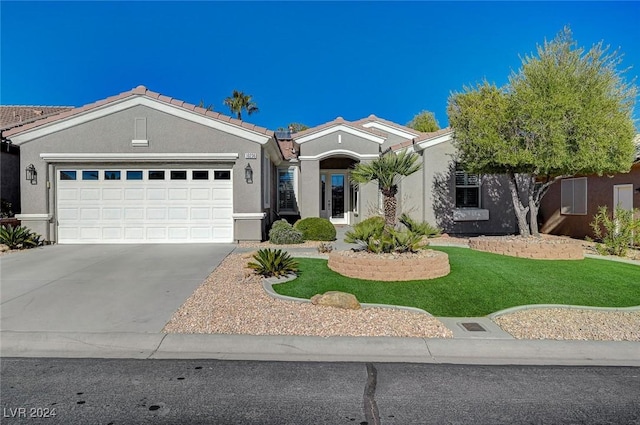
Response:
298,159,320,218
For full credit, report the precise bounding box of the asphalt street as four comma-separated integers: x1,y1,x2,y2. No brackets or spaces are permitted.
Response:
1,358,639,425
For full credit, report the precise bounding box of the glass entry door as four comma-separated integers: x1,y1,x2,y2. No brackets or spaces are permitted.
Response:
320,171,348,224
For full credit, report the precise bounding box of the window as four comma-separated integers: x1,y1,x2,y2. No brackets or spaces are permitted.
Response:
455,166,480,208
561,177,587,215
170,170,187,180
192,170,209,180
127,171,143,180
278,168,296,211
149,170,165,180
263,153,271,207
82,170,99,181
214,170,231,180
60,170,77,180
104,170,121,180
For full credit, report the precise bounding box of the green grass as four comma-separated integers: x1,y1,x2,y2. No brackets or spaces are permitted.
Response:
272,247,640,316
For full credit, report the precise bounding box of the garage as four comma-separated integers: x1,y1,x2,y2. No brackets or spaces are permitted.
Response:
56,167,233,243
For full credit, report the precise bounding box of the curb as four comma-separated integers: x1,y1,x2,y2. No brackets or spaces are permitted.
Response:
489,304,640,319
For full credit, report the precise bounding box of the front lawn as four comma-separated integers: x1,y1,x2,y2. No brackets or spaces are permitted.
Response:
272,247,640,316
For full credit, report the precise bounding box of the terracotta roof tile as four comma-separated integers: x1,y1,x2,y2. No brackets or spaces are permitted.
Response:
0,106,75,131
389,127,453,151
3,85,274,138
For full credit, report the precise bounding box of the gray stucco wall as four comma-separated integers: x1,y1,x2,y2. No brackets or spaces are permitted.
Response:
298,159,320,219
14,104,273,241
420,141,517,235
299,131,380,158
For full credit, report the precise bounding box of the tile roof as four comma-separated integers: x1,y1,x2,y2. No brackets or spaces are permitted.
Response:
2,85,274,138
1,106,74,131
291,116,393,141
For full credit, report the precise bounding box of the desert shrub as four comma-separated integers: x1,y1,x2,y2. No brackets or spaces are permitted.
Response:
399,213,441,238
0,225,42,249
294,217,336,241
247,248,298,277
317,242,334,253
346,215,427,254
344,216,385,243
269,219,304,244
590,205,640,257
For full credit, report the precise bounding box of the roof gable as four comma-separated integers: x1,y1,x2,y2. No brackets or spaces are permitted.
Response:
5,86,274,145
292,116,387,144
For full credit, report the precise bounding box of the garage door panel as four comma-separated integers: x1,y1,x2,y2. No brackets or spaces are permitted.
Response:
57,168,235,243
125,189,144,200
102,208,122,220
80,189,100,200
147,188,166,200
190,208,210,220
124,208,144,220
102,228,123,239
147,208,167,220
102,188,123,200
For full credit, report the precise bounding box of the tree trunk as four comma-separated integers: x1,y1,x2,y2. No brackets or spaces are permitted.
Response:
529,197,540,237
507,171,531,236
382,195,397,228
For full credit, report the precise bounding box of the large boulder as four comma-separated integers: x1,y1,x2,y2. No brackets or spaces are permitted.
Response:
310,291,361,310
0,244,10,253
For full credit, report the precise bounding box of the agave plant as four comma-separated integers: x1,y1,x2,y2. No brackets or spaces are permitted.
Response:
0,225,42,249
247,248,298,277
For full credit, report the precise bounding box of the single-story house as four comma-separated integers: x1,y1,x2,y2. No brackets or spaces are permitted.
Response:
539,136,640,239
4,85,519,244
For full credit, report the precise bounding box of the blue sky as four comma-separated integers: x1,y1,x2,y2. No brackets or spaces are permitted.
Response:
1,1,638,131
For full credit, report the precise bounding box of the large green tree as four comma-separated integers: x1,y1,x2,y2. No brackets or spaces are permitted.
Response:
448,27,637,237
350,151,422,227
223,90,259,120
407,110,440,132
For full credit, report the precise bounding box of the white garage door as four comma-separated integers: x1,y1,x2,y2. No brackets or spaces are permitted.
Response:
56,168,234,243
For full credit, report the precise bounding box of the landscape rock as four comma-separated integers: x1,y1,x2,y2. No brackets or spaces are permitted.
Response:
0,244,10,252
311,291,361,310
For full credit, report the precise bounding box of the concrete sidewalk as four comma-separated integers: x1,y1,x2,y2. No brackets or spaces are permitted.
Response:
2,331,638,366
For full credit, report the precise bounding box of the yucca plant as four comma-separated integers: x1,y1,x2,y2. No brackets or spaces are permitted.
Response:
247,248,299,277
0,225,42,249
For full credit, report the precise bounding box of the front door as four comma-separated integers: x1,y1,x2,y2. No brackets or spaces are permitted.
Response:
320,171,348,224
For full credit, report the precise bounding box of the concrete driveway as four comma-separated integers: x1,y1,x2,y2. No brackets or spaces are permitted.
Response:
0,244,236,333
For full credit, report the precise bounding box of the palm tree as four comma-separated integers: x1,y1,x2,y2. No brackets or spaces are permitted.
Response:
350,150,422,228
223,90,259,120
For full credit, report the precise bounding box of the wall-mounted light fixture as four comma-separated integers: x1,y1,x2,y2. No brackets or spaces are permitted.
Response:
244,163,253,184
25,164,37,185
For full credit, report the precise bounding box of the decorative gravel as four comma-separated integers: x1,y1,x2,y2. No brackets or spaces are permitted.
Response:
494,308,640,341
162,253,453,338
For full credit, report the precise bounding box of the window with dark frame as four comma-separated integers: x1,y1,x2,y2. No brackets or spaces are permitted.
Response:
455,165,480,208
278,168,295,211
214,170,231,180
126,171,143,180
149,170,165,180
104,171,121,180
192,170,209,180
82,170,99,181
60,170,77,180
170,170,187,180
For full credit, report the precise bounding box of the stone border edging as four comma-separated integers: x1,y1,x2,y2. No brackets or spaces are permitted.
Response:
262,274,433,316
488,304,640,319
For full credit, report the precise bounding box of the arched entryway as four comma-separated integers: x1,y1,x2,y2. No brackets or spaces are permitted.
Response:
319,156,359,224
